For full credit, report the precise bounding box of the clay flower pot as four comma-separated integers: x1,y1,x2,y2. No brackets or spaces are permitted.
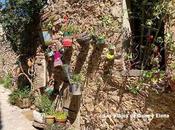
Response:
62,38,73,47
45,115,55,125
54,112,68,124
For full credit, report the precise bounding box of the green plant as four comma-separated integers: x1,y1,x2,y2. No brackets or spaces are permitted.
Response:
3,73,13,88
8,88,31,105
70,73,84,84
61,24,80,35
35,94,52,113
54,111,68,120
128,86,140,95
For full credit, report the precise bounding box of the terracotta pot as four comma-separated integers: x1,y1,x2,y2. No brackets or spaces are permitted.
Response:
55,118,67,124
45,115,55,125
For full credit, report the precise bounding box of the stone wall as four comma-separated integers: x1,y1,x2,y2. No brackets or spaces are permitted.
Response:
37,0,175,130
0,24,17,78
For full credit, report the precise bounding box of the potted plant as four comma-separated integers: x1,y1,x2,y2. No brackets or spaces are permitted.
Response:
45,108,55,125
70,73,84,95
34,95,54,124
106,44,115,60
96,34,105,44
61,24,79,47
9,88,33,108
54,111,68,124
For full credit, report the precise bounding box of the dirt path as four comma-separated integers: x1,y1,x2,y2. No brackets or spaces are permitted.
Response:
0,85,36,130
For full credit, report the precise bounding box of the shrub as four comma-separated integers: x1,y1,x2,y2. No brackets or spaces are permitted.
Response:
8,88,31,105
0,73,13,88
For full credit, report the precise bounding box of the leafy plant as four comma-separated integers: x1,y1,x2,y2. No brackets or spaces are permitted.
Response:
9,88,31,105
61,24,80,35
70,73,84,85
3,73,13,88
128,86,140,95
35,94,52,113
54,111,68,120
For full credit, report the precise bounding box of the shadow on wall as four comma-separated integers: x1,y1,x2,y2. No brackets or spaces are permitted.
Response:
68,95,81,124
74,43,90,74
145,91,175,129
86,44,105,76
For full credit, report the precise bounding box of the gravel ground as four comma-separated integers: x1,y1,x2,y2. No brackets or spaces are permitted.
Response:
0,85,36,130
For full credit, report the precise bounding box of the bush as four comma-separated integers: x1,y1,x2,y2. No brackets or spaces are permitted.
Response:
9,88,31,105
0,73,13,88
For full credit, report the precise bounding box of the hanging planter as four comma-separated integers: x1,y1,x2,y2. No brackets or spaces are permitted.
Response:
70,74,84,95
69,83,81,95
45,79,54,95
41,29,52,46
62,37,73,47
106,52,115,60
106,44,115,60
54,51,63,67
95,34,106,44
46,48,54,57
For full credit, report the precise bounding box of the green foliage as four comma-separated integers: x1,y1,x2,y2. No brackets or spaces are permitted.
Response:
61,24,80,35
127,85,140,95
54,111,68,120
70,73,84,84
9,88,31,105
35,94,52,113
0,73,13,88
0,0,46,53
